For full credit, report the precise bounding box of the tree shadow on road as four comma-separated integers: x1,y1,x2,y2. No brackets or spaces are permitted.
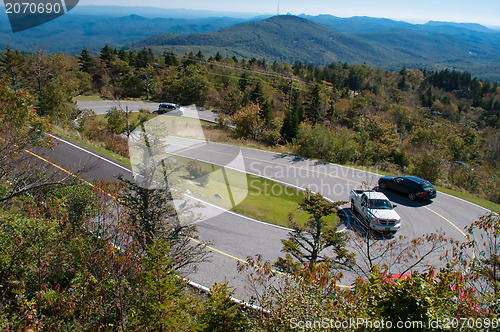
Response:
374,188,433,208
338,207,396,240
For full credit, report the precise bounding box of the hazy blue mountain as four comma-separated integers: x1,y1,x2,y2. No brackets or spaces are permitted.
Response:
0,11,249,54
127,14,500,81
1,7,499,80
300,14,500,35
423,21,496,33
298,14,415,32
70,5,268,19
294,14,500,80
127,15,408,66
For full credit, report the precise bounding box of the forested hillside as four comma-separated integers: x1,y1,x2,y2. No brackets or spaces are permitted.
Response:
128,15,404,66
128,15,500,82
0,44,499,203
1,43,500,329
2,12,499,80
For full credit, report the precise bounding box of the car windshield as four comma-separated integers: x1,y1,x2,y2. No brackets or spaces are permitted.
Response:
370,199,393,209
421,183,434,190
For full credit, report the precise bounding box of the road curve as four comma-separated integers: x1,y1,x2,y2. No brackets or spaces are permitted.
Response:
30,135,287,300
35,124,490,300
163,136,488,238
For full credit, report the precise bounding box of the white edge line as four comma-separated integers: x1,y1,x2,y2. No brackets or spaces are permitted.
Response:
76,103,492,213
53,134,294,231
184,138,493,214
97,223,269,312
50,134,131,172
53,135,340,234
53,134,272,309
184,193,292,232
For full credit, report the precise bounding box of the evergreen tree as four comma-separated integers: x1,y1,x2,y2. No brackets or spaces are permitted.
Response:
164,51,178,66
281,108,299,142
304,83,321,124
250,82,264,105
238,72,248,92
99,44,115,64
135,48,154,68
275,191,353,273
118,48,129,62
196,50,204,61
78,47,94,73
119,175,208,269
0,45,23,89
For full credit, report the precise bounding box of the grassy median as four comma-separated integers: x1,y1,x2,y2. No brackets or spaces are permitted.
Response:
52,127,339,228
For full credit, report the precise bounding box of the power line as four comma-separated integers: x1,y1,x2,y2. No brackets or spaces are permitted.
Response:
164,51,313,87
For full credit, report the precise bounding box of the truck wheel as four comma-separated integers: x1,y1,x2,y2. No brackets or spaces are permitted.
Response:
379,182,387,190
408,192,416,201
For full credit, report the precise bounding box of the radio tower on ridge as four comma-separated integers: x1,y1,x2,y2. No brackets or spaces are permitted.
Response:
277,0,280,16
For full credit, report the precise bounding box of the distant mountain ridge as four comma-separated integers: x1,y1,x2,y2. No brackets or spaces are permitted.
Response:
0,12,250,54
1,7,499,81
127,15,407,66
127,15,500,81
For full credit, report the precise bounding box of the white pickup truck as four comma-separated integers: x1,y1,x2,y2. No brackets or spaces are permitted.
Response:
350,189,401,233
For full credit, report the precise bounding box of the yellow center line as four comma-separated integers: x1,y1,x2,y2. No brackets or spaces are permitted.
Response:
29,139,470,286
25,149,94,187
25,147,356,287
189,236,253,265
25,149,119,201
168,141,470,245
189,237,353,288
424,206,476,263
423,206,467,237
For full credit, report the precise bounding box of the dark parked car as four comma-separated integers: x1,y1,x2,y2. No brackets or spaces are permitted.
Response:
153,103,183,115
378,175,437,201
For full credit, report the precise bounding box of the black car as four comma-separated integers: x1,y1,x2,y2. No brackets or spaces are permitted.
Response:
378,175,437,201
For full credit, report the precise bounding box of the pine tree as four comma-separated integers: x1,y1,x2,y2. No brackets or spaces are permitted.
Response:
0,45,23,89
99,44,115,64
164,51,178,66
78,47,94,73
304,83,321,124
275,190,353,273
118,174,208,269
280,108,298,142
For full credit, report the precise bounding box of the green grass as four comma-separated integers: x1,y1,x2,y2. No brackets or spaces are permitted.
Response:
95,113,206,140
434,186,500,214
51,129,339,228
167,158,338,227
60,110,500,215
327,163,500,213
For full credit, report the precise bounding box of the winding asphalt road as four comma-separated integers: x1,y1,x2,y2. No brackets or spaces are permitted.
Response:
35,101,491,300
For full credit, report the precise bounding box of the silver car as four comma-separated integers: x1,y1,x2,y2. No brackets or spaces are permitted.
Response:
154,103,183,115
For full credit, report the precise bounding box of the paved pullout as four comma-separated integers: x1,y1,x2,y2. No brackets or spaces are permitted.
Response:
76,100,217,123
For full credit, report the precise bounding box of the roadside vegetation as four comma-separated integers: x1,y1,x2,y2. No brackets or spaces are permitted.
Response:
1,46,500,330
1,45,498,205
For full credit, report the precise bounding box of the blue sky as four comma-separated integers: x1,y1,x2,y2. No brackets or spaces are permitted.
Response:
80,0,500,26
